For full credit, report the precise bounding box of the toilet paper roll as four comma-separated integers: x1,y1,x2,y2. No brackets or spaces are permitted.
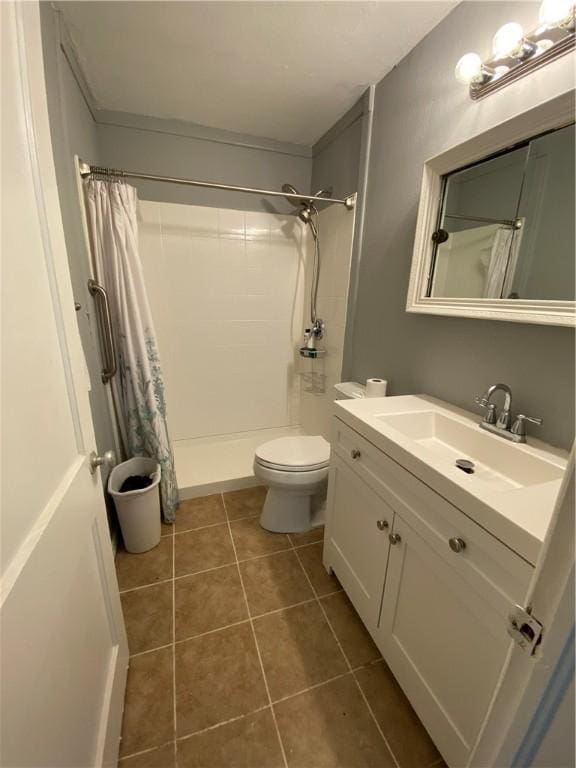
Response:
366,378,387,398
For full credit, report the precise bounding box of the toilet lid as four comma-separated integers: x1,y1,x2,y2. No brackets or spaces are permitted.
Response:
255,436,330,471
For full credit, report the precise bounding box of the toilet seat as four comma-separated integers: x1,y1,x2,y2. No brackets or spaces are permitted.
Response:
255,436,330,473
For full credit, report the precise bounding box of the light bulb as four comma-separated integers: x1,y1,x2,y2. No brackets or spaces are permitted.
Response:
455,53,483,85
492,22,525,58
539,0,574,27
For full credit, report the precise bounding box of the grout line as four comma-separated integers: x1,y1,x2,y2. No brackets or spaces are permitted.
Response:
221,493,289,768
119,739,175,762
176,704,271,744
290,539,326,551
225,512,260,523
270,671,351,706
174,618,251,646
174,520,231,535
236,545,293,564
173,560,237,581
119,577,174,594
250,596,317,621
290,538,402,768
129,642,174,659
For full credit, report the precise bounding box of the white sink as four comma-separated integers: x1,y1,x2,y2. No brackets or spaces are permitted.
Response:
377,410,564,491
333,394,568,564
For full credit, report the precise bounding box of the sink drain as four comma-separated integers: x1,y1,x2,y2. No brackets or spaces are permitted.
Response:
455,458,475,475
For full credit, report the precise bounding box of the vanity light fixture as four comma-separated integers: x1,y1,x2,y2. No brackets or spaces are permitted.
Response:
455,0,575,99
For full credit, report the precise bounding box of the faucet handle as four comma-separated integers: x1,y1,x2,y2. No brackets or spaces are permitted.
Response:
474,396,497,424
511,414,543,438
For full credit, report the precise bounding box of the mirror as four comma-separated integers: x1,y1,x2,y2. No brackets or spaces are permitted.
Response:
407,93,576,327
428,123,574,301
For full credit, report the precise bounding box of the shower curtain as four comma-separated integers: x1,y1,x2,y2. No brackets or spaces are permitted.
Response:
84,179,179,523
483,227,515,299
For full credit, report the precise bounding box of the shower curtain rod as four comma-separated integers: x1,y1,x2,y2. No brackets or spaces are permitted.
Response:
78,160,356,210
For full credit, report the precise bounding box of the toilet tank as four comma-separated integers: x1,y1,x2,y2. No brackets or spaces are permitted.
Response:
334,381,366,400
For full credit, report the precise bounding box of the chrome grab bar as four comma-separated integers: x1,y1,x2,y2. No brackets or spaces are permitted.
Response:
87,279,117,382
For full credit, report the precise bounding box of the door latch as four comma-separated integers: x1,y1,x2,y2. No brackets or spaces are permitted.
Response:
507,605,543,655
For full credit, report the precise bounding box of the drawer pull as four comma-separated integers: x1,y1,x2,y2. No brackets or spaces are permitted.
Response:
449,537,466,554
376,519,389,531
350,448,361,459
389,532,402,545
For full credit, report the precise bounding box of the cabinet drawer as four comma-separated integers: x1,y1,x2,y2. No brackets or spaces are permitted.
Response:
332,417,533,611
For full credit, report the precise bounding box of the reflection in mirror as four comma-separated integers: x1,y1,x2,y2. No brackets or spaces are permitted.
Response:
428,123,575,301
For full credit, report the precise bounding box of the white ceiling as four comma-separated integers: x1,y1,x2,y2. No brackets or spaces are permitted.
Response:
59,1,455,146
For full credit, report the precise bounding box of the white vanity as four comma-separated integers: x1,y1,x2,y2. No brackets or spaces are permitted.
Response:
323,395,567,768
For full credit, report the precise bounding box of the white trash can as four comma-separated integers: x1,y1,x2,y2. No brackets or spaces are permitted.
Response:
108,457,161,553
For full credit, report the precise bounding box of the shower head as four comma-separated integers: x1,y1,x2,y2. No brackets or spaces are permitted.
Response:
282,182,321,238
281,183,303,207
282,183,333,207
298,206,318,239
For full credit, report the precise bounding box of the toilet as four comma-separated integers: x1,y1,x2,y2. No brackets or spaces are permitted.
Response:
253,382,365,533
254,436,330,533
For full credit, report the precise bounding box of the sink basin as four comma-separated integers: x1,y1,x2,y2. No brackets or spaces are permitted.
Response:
333,394,568,564
377,411,564,491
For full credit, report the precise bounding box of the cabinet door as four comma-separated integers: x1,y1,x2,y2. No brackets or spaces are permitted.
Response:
377,514,512,768
324,455,392,632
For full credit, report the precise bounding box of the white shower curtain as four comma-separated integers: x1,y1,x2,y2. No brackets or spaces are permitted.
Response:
84,179,179,523
483,227,515,299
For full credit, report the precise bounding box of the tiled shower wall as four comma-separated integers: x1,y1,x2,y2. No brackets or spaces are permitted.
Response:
138,201,307,441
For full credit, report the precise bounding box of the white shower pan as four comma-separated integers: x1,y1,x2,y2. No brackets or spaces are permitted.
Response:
174,426,303,499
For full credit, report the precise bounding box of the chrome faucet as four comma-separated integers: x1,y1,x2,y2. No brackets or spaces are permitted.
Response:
474,383,542,443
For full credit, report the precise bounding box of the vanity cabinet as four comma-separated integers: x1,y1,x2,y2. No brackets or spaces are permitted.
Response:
324,417,534,768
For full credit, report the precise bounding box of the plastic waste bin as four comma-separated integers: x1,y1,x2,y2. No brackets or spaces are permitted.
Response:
108,457,161,553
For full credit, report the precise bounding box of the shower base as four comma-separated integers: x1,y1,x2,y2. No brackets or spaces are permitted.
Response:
174,426,302,500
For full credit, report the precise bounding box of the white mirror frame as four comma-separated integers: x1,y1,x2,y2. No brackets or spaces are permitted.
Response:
406,91,576,327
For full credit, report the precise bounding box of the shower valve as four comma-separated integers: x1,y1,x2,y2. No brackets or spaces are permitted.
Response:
310,319,325,340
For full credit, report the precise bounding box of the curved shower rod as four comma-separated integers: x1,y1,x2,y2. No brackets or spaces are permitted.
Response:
78,160,356,210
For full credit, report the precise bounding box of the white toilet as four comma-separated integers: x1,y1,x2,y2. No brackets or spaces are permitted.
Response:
254,436,330,533
253,382,365,533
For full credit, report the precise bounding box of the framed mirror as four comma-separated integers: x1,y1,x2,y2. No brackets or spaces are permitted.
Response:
406,92,576,326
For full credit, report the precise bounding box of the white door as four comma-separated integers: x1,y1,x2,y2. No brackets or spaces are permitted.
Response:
470,455,575,767
0,3,128,767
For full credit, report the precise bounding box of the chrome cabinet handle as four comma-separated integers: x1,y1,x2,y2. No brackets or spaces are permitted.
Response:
376,519,389,531
449,537,466,553
88,279,117,382
388,532,401,545
350,448,361,459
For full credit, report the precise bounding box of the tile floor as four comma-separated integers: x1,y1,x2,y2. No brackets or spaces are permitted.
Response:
116,487,445,768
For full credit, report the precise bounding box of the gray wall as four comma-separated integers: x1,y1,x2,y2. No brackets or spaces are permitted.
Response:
312,101,364,200
345,1,575,450
97,117,311,213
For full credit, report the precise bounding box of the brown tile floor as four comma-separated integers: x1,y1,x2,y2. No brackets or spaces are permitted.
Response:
117,487,444,768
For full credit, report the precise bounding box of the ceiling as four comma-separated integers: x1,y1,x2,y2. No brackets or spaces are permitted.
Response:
59,1,455,146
